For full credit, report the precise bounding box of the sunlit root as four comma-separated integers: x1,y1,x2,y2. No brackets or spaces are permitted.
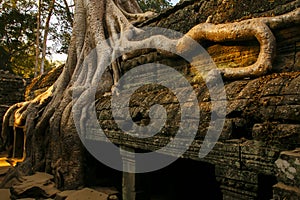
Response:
177,8,300,79
1,0,298,189
1,103,26,151
0,86,53,154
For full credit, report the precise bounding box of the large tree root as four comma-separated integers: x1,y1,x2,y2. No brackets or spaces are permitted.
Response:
1,0,299,189
177,8,300,79
1,87,53,152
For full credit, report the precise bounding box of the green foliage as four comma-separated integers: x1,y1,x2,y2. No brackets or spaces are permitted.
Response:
0,0,38,77
0,0,171,77
0,0,62,78
48,0,73,54
138,0,172,12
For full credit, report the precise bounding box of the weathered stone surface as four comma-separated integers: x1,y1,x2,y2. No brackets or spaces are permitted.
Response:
95,187,118,195
275,149,300,188
95,72,300,145
5,0,299,199
54,187,119,200
0,70,27,148
139,0,300,74
0,188,11,200
54,190,76,200
25,65,64,101
273,182,300,200
11,172,60,199
65,188,109,200
140,0,300,32
0,70,27,105
216,166,259,198
273,150,300,200
253,123,300,148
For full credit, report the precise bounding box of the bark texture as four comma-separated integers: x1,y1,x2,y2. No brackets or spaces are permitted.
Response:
1,0,300,192
1,0,163,189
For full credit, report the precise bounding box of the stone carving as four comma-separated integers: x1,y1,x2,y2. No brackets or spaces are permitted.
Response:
0,0,299,199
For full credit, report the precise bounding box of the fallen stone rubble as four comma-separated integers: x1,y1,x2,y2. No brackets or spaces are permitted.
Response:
0,171,120,200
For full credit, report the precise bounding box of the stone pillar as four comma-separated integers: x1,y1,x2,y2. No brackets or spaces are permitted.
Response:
0,70,27,151
273,149,300,199
216,165,259,199
121,146,149,200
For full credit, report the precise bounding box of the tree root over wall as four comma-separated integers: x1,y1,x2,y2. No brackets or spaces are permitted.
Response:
0,0,299,189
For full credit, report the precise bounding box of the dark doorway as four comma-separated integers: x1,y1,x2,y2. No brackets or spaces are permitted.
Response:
147,157,222,200
83,142,222,200
83,141,123,191
257,174,277,200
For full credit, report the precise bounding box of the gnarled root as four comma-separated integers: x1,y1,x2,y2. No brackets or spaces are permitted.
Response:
114,0,156,25
0,167,23,188
1,0,298,190
1,86,53,161
177,8,300,79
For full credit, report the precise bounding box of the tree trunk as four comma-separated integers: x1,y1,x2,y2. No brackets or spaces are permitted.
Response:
62,0,74,26
2,0,156,189
40,0,56,75
1,0,299,190
34,0,42,77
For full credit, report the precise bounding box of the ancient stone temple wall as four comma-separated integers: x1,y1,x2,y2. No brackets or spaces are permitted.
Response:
4,0,299,199
0,71,27,139
115,0,300,199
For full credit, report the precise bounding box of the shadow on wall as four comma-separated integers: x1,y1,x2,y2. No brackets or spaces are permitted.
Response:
82,141,221,200
146,157,222,200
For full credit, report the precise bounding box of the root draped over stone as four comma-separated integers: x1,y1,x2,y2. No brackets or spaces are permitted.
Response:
177,8,300,79
1,0,299,189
